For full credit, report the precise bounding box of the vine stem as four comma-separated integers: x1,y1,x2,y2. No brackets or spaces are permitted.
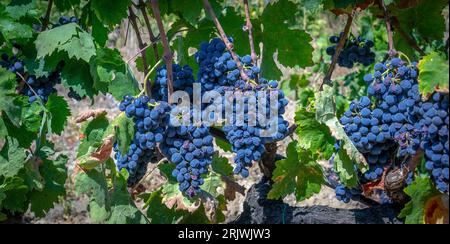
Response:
137,0,160,62
320,12,354,91
128,6,149,77
391,19,426,56
125,38,160,64
41,0,53,31
243,0,257,66
131,158,168,193
202,0,249,81
150,0,174,104
379,0,397,57
142,59,163,96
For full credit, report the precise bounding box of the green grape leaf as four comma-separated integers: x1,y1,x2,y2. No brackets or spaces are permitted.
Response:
0,117,6,138
90,48,139,99
179,203,212,224
29,154,68,217
0,177,29,213
107,170,147,224
315,84,368,172
418,52,449,98
211,153,233,177
77,114,109,158
60,59,95,98
74,168,109,223
144,190,185,224
112,114,135,155
0,137,27,178
334,143,358,188
91,0,131,26
91,11,109,47
0,68,22,127
109,72,140,100
5,0,38,20
90,48,126,92
391,0,448,41
200,172,224,198
295,108,335,160
136,43,164,73
259,0,314,79
54,0,81,11
35,23,96,62
0,17,33,40
399,176,441,224
268,141,324,201
46,94,71,135
1,114,35,148
158,163,177,183
161,182,197,210
21,101,44,133
215,136,232,153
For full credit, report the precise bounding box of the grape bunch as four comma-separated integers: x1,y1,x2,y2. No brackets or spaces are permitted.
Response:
53,16,79,28
195,38,289,178
195,37,261,92
326,34,375,68
365,58,423,157
335,57,449,202
161,124,214,197
339,96,394,181
1,53,62,103
419,93,449,193
116,95,171,185
335,184,353,203
152,64,195,101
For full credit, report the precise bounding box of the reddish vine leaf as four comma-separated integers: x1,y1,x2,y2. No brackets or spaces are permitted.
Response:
268,141,324,201
423,195,449,224
75,109,107,124
77,135,114,170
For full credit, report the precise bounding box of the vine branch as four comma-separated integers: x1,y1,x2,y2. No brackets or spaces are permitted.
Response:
150,0,174,104
243,0,257,66
41,0,54,31
320,13,353,91
138,0,160,62
202,0,249,81
128,6,149,77
379,0,396,57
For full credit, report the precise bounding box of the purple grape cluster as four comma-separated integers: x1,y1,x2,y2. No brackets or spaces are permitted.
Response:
335,57,449,202
152,64,195,101
116,95,171,185
419,93,449,193
161,124,214,197
195,38,289,178
1,53,62,103
326,34,375,68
